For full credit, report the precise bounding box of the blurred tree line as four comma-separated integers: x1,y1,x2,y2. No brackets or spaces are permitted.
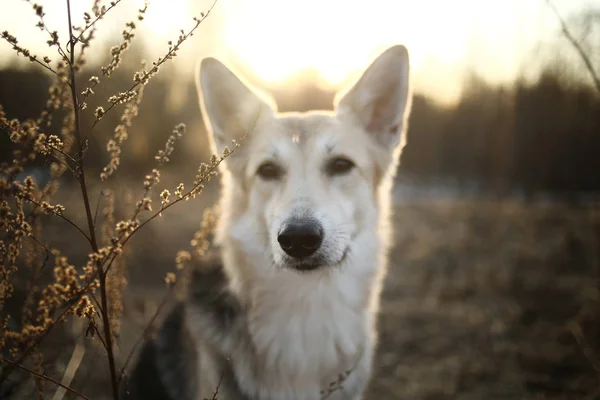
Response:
402,69,600,198
1,47,599,199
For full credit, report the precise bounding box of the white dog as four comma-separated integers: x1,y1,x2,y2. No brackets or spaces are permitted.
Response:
123,44,411,400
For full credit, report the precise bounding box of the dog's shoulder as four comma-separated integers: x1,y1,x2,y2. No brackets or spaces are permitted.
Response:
122,249,238,400
187,248,229,300
185,248,244,344
121,301,198,400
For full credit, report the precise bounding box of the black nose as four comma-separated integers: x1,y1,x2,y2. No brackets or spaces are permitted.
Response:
277,221,324,259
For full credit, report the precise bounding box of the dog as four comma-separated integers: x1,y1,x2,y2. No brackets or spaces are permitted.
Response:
122,44,411,400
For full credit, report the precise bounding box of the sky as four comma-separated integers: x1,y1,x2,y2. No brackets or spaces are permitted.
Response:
1,0,599,104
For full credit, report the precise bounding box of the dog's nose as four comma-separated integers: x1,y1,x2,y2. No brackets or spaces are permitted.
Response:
277,222,323,259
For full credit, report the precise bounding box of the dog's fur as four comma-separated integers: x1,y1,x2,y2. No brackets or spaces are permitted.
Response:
123,45,411,400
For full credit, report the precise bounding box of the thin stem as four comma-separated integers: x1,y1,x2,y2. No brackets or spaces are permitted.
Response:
65,0,119,398
28,198,91,243
210,369,225,400
93,191,103,226
0,302,78,386
0,41,58,75
87,0,218,135
90,293,103,315
0,357,91,400
91,319,109,353
211,372,225,400
103,128,249,280
49,144,80,165
117,290,171,385
27,233,53,259
103,159,223,276
30,57,58,75
25,0,70,63
71,0,123,46
547,0,600,93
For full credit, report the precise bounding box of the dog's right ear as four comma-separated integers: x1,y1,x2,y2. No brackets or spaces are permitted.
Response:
197,58,276,154
335,45,410,150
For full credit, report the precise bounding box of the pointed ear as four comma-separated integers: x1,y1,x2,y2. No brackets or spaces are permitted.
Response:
335,45,411,149
197,58,276,154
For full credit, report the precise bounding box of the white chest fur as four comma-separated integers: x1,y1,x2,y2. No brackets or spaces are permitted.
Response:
235,258,375,399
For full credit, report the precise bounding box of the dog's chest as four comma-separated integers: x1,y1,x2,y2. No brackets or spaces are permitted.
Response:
247,272,368,385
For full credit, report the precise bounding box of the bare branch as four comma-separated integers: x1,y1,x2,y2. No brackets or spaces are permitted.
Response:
117,290,171,385
71,0,124,47
0,32,57,75
87,0,218,134
65,0,120,398
28,198,91,243
0,357,91,400
547,0,600,92
211,371,225,400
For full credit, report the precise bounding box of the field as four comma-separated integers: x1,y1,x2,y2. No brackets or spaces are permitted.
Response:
3,181,600,400
372,195,599,400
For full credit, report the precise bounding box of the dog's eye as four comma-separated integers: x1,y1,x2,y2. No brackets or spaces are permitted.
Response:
326,157,355,176
257,162,282,180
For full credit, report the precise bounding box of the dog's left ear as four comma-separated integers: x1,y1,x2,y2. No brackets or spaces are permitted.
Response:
197,57,276,156
335,45,411,149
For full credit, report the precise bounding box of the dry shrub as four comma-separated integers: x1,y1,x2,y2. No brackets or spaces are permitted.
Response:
0,1,237,399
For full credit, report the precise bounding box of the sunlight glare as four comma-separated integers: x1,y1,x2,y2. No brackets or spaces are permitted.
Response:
220,0,479,101
1,0,595,105
144,0,190,39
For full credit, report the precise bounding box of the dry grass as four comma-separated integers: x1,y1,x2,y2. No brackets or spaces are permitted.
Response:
370,198,599,400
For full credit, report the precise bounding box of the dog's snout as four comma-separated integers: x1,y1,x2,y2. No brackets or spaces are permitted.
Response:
277,221,323,259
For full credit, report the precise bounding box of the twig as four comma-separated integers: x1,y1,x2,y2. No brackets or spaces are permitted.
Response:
28,198,91,243
27,234,53,261
26,0,70,64
49,144,80,166
65,0,120,398
87,0,218,135
0,121,79,176
0,357,91,400
102,136,245,283
93,191,103,226
117,290,171,385
90,293,103,317
211,371,225,400
0,34,57,75
0,300,79,385
71,0,123,47
103,153,224,277
547,0,600,92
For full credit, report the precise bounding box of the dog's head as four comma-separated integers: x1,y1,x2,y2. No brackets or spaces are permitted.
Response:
197,46,411,273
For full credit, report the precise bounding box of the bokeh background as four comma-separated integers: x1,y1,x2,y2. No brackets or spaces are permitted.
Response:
1,0,600,399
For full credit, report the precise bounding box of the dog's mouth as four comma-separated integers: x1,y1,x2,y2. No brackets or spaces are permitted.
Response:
288,247,350,272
